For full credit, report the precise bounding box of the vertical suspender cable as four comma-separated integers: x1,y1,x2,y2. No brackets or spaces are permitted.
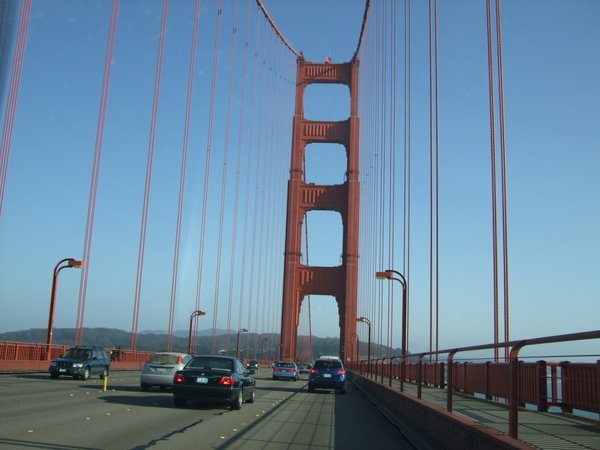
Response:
389,0,397,360
237,11,261,338
261,43,286,345
428,0,434,355
243,18,267,359
246,24,268,358
196,0,223,352
226,0,253,354
131,0,169,352
495,0,510,360
486,0,500,362
376,0,385,356
254,34,275,353
168,0,202,354
0,0,31,216
404,0,412,351
434,0,440,358
75,0,120,345
428,0,440,358
213,0,240,354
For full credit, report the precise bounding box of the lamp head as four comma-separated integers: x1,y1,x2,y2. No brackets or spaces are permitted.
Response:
68,259,86,269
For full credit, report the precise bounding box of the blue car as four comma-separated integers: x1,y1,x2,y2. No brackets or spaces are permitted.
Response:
308,358,346,394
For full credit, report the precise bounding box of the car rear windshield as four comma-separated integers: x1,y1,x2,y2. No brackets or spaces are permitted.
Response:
187,357,233,372
314,360,342,369
149,354,181,364
62,348,92,360
276,362,296,368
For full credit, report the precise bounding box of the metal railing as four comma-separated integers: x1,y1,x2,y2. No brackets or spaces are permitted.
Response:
348,330,600,440
0,341,153,368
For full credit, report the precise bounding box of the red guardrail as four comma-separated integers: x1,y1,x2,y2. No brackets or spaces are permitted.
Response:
349,330,600,440
0,341,153,372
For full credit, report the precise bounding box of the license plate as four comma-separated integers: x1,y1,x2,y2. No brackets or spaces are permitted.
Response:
324,374,332,378
59,369,66,373
196,377,208,384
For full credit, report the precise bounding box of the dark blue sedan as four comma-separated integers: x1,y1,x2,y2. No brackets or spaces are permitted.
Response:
308,358,347,394
172,355,256,410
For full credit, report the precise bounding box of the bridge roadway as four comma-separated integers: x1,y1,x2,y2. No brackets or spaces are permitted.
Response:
0,369,413,449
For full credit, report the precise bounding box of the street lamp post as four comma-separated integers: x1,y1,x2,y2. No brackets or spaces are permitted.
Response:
260,337,270,366
376,269,408,390
356,317,371,373
187,310,207,355
236,328,248,359
46,258,85,360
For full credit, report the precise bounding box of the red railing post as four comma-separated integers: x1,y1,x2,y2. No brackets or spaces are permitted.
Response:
417,354,424,399
596,360,600,416
508,341,525,439
447,350,457,412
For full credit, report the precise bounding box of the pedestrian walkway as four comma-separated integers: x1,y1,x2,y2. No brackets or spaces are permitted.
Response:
392,379,600,449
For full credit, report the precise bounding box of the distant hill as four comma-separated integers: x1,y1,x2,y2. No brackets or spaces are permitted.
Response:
0,327,400,361
140,328,231,338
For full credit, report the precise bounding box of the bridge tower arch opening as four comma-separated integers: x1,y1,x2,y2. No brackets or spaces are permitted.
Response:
297,294,340,362
280,57,360,364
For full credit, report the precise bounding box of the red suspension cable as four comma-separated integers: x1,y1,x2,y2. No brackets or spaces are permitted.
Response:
486,0,500,363
75,0,120,345
216,0,241,354
168,0,202,354
0,0,32,216
226,0,254,354
202,0,224,353
131,0,169,352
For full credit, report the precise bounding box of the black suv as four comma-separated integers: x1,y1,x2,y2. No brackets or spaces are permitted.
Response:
49,346,111,380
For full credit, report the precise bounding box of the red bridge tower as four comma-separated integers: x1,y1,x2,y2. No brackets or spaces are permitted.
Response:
280,57,360,363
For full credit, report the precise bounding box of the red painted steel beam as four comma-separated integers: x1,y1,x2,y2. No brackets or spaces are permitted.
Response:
280,57,360,363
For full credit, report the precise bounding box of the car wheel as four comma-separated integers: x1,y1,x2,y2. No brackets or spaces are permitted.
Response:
100,367,108,380
81,368,90,381
50,372,59,379
293,377,298,381
247,386,256,404
141,384,149,392
231,389,243,410
272,376,277,380
173,396,187,407
308,385,315,393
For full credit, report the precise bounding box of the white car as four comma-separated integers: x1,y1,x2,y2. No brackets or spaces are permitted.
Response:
140,352,192,391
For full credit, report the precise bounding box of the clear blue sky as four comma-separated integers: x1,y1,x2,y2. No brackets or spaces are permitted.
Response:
0,0,598,359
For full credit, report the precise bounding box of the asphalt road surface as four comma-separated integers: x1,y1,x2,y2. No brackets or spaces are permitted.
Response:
0,369,414,449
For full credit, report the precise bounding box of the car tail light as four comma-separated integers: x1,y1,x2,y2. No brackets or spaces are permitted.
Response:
219,376,234,386
173,373,185,384
309,369,318,374
337,369,346,375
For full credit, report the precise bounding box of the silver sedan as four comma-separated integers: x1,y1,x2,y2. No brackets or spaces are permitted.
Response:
272,361,299,381
140,352,192,391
